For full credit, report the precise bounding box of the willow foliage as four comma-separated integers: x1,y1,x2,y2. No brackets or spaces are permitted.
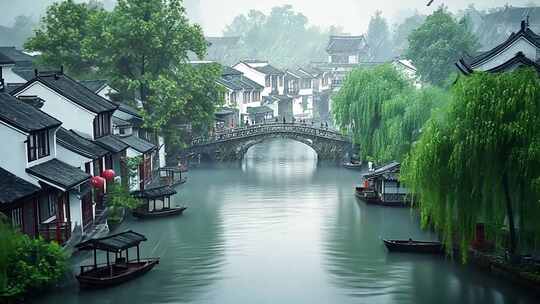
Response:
403,69,540,261
332,64,409,161
333,64,449,163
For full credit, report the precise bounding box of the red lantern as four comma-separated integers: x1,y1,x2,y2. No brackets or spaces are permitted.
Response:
101,169,116,182
91,176,105,189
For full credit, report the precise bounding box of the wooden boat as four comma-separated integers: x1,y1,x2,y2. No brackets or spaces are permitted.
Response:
132,185,187,219
383,239,443,254
343,161,363,170
76,231,159,288
77,259,159,288
132,206,187,219
355,186,380,204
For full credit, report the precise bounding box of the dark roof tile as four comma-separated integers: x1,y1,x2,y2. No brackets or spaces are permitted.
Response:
80,79,108,93
0,92,61,132
95,135,129,153
12,72,118,114
117,134,156,154
327,35,368,53
57,128,109,159
26,159,90,190
0,167,40,205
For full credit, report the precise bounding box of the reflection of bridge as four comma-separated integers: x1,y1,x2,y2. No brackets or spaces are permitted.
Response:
190,123,352,161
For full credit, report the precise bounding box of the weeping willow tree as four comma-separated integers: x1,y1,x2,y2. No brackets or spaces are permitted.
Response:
333,64,449,163
403,68,540,262
332,64,410,162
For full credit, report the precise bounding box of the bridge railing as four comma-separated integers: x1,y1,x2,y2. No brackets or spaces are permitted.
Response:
191,122,350,146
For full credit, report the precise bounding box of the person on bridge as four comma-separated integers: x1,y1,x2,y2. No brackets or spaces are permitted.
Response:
283,117,286,124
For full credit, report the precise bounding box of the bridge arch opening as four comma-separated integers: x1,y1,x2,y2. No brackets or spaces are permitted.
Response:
243,138,318,162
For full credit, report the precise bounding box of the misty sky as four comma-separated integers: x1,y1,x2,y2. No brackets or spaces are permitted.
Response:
193,0,540,35
1,0,539,36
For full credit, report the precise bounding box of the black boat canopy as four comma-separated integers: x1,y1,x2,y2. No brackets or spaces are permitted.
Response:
76,230,147,252
132,185,177,200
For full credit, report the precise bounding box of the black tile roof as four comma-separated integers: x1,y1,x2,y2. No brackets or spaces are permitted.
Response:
0,92,61,132
486,52,540,73
327,35,367,53
57,128,109,160
132,184,177,200
236,76,264,90
112,116,131,127
0,47,35,67
247,105,273,114
80,79,108,93
0,51,14,65
26,158,90,190
117,134,156,154
117,102,142,119
0,167,40,205
11,72,118,114
76,230,147,252
11,68,35,81
95,135,129,153
460,21,540,69
364,161,400,180
254,64,284,75
221,65,242,76
217,77,243,91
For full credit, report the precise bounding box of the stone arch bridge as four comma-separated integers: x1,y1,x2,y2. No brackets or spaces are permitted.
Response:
190,123,352,161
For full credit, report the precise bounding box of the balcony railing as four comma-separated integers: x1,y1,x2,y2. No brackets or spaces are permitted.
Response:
39,221,71,245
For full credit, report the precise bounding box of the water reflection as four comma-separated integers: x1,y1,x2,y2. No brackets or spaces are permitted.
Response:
34,139,538,304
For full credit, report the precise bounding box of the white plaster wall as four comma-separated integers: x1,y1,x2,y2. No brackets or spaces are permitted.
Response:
56,144,92,171
292,97,304,116
68,192,83,233
158,135,166,168
97,85,118,101
0,123,37,185
349,55,359,64
475,38,538,71
14,82,96,137
2,66,27,83
126,147,142,158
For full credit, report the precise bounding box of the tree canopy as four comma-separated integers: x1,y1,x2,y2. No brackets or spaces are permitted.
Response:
25,0,223,141
333,64,449,163
402,69,540,261
406,7,478,86
222,5,330,68
25,0,103,75
366,11,393,62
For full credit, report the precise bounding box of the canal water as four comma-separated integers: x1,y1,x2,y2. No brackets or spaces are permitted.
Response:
35,139,537,304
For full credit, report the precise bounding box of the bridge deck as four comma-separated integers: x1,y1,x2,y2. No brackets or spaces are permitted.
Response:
192,123,350,146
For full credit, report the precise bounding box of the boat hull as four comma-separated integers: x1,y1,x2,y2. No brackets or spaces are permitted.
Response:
77,259,159,288
383,239,443,254
343,162,363,170
132,207,187,219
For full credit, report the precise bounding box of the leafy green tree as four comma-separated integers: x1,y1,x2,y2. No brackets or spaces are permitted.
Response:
223,5,330,67
406,7,478,86
366,11,393,61
0,218,67,298
332,64,410,162
25,0,103,75
392,13,425,56
89,0,207,104
403,69,540,261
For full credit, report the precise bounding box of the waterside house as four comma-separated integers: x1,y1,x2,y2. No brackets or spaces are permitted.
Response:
456,20,540,75
323,35,370,90
0,84,91,244
356,162,409,207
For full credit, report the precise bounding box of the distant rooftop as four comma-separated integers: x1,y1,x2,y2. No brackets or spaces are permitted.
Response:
327,35,368,53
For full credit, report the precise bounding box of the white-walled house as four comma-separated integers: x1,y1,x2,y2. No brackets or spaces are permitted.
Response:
392,59,421,88
233,60,285,97
456,20,540,75
80,79,119,101
0,86,91,244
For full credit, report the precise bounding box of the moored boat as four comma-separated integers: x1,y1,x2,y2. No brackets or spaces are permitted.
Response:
76,230,160,288
132,206,187,219
343,161,363,170
383,239,444,254
132,184,187,219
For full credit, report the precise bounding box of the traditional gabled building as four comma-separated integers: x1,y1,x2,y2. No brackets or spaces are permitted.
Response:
300,66,333,122
80,79,119,101
216,65,265,126
0,47,36,91
0,50,26,85
233,60,285,97
325,35,369,89
0,85,91,244
456,20,540,75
